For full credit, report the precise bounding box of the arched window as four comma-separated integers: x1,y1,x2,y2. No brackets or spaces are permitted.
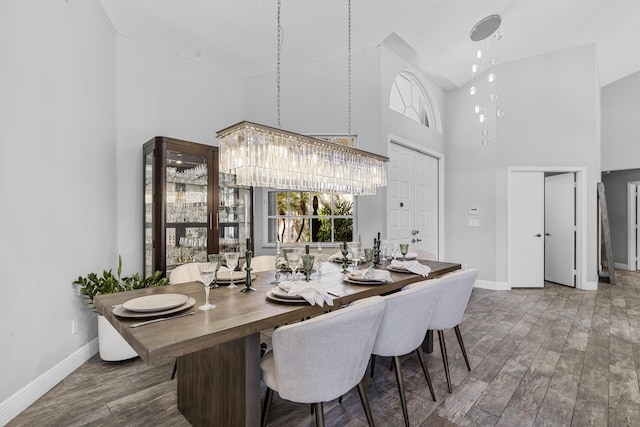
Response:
389,72,434,128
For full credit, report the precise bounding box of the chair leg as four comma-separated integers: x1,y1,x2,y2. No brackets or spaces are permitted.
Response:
392,356,410,427
171,360,177,380
438,330,452,393
415,349,436,402
261,387,273,427
370,354,376,378
454,325,471,371
357,380,376,427
313,402,325,427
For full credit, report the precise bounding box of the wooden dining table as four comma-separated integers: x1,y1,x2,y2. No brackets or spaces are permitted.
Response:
94,260,460,426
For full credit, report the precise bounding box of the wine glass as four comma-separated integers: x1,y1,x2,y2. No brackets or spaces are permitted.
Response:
399,243,409,262
380,239,388,260
208,254,222,288
391,242,400,260
225,252,239,288
348,242,361,271
197,262,216,310
271,246,283,285
286,250,301,283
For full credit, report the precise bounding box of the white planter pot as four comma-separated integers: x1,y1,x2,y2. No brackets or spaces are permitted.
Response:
98,314,138,361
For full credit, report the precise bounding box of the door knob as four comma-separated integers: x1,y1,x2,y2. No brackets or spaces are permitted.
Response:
535,233,542,237
545,232,551,236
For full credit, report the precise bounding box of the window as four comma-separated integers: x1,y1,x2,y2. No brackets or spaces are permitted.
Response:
267,191,354,244
389,72,434,128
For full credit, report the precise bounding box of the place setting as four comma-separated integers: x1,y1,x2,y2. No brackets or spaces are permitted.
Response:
342,266,392,285
112,293,196,326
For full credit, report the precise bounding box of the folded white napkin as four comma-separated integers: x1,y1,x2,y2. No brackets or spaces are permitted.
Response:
328,251,352,262
390,260,432,277
279,281,334,307
348,267,392,282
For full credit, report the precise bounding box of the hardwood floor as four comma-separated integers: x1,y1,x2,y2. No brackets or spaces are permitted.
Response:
9,270,640,426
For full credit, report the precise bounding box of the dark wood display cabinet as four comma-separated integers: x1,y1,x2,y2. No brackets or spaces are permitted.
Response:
143,137,253,278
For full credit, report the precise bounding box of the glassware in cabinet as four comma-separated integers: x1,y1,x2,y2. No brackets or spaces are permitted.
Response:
143,137,219,278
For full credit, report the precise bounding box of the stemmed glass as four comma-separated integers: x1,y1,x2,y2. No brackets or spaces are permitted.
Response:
348,242,361,271
271,247,283,285
391,242,400,261
380,239,388,260
225,252,239,288
197,262,216,310
400,243,410,262
208,254,222,288
286,250,301,284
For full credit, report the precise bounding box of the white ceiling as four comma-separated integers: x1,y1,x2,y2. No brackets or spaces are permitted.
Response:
99,0,640,90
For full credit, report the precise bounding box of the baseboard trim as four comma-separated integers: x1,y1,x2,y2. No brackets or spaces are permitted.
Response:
578,281,598,291
0,338,98,426
474,280,510,291
615,262,628,270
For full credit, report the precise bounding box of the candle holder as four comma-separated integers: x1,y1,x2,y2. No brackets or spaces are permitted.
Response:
240,250,256,292
373,238,381,268
341,243,350,274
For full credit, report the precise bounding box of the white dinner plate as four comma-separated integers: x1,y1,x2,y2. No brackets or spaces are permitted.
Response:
216,271,254,283
122,293,189,312
386,265,413,273
266,290,309,304
270,286,306,300
343,277,386,285
114,297,196,318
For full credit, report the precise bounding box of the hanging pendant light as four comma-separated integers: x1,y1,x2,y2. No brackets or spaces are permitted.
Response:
217,0,388,195
469,14,503,146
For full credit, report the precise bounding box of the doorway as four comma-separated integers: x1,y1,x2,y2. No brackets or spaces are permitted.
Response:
508,167,586,289
387,139,443,259
627,181,640,270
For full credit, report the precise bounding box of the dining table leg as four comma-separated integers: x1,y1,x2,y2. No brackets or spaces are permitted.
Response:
421,330,434,354
177,333,261,426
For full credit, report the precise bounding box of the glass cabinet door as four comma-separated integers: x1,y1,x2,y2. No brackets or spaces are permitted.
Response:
143,137,219,278
219,173,252,253
165,149,210,272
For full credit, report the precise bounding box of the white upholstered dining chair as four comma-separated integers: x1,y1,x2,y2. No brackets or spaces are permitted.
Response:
427,268,477,393
369,280,442,427
260,295,386,427
416,249,437,261
168,262,201,285
249,255,276,273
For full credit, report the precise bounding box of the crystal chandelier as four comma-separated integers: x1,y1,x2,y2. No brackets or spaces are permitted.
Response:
469,14,503,146
217,0,388,196
217,121,387,195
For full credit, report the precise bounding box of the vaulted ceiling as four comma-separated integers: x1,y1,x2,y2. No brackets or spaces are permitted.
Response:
99,0,640,90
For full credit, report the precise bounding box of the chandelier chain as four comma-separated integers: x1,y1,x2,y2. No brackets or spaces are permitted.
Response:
348,0,352,138
276,0,282,128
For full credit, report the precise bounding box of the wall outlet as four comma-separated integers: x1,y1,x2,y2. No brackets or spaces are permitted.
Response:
71,319,79,335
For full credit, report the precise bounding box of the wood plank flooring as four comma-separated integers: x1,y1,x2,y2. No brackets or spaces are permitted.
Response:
9,270,640,426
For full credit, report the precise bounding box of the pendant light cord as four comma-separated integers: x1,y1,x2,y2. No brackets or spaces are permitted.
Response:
277,0,282,128
348,0,352,139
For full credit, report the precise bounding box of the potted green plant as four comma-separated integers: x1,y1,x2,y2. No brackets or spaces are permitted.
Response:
74,256,169,361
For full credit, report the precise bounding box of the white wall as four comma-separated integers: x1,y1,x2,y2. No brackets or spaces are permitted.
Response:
115,36,245,272
246,46,446,252
0,0,115,405
601,70,640,171
445,45,601,286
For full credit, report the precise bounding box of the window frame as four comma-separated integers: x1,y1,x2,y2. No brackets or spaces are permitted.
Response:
264,190,356,247
389,72,435,129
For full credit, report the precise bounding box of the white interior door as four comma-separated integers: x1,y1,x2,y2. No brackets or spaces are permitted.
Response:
414,152,438,255
509,171,545,288
388,144,414,244
637,185,640,270
388,143,439,258
544,173,576,287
